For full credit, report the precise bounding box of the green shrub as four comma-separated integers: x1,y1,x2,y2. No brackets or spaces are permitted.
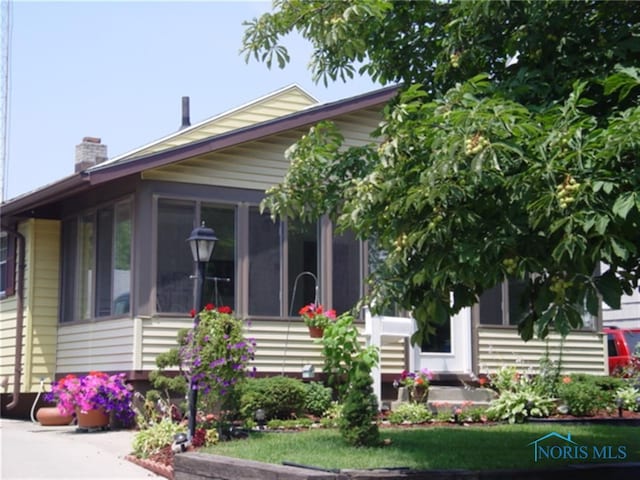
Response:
487,387,555,423
303,382,333,416
464,406,489,423
388,403,432,424
132,418,184,458
615,385,640,412
434,409,453,422
486,365,555,423
239,376,306,420
266,418,314,429
319,402,342,428
534,356,562,398
488,366,516,394
557,375,609,416
338,367,379,447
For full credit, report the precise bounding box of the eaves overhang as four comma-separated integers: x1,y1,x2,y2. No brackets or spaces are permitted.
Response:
0,174,91,224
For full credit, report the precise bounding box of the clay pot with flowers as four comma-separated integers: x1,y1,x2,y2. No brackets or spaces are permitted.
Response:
45,371,135,429
299,303,337,338
394,368,434,404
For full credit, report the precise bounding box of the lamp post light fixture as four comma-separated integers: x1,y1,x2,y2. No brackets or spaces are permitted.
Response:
186,221,217,440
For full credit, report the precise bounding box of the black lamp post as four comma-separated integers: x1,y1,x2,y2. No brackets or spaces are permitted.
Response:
186,222,217,440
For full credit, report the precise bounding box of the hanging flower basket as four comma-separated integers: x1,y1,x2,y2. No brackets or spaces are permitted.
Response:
299,303,336,339
308,326,324,338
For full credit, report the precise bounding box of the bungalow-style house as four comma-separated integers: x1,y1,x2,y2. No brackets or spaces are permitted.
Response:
0,84,626,417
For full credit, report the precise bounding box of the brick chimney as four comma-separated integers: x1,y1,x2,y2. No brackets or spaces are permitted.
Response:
75,137,108,172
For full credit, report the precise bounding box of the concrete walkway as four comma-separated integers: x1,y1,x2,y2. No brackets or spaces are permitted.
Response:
0,418,159,479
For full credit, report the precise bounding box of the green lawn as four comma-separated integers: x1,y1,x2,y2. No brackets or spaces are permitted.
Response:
204,424,640,471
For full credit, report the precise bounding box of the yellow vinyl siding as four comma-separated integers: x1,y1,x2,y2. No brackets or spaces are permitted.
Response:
56,318,133,372
139,317,192,371
0,295,19,392
477,327,607,375
0,221,33,393
380,341,406,375
141,107,383,191
24,219,61,390
123,86,317,161
140,316,405,375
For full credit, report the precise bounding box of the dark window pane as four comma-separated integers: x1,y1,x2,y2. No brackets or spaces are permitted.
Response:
201,205,236,310
332,230,360,315
248,207,280,316
78,214,94,320
287,219,318,315
624,331,640,357
421,320,452,353
95,207,114,317
113,203,132,315
479,284,503,325
607,334,618,356
507,278,528,326
0,234,6,293
60,218,77,322
157,200,194,313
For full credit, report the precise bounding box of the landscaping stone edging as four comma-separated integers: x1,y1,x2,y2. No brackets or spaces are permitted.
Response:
125,454,174,480
173,453,640,480
528,417,640,426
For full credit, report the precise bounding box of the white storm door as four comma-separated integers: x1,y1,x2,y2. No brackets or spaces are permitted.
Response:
412,307,472,375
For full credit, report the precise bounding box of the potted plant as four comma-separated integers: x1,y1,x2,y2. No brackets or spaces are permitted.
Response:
46,371,135,428
394,368,434,403
299,303,337,338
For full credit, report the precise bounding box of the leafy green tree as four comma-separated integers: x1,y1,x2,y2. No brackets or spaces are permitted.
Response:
242,0,640,342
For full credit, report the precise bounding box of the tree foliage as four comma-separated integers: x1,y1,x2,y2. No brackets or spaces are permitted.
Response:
243,0,640,342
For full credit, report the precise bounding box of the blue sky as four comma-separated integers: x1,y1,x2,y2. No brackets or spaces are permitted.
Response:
4,0,378,199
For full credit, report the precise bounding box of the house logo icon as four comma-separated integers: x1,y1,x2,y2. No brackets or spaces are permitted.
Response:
528,432,581,462
527,431,627,463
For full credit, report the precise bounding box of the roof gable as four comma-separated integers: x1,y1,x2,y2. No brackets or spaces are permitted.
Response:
1,84,398,220
103,85,317,165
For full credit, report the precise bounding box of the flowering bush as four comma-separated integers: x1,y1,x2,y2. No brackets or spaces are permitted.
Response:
46,371,134,424
180,304,256,407
299,303,336,329
394,368,434,403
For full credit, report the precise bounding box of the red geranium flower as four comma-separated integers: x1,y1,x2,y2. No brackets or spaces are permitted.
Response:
217,306,232,314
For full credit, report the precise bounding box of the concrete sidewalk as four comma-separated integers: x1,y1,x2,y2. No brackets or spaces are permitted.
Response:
0,418,160,479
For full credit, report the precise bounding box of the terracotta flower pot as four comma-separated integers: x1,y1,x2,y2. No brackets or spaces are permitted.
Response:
36,407,73,426
411,385,429,404
308,326,324,338
76,407,110,429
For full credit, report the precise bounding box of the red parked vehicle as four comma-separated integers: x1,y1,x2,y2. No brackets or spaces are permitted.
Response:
604,327,640,374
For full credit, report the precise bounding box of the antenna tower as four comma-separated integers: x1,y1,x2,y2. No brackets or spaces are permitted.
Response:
0,0,12,202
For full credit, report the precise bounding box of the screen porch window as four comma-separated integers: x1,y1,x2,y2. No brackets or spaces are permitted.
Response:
156,200,236,313
332,230,361,316
247,214,322,317
479,278,528,326
248,206,281,316
479,277,596,329
287,219,318,315
60,200,132,322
